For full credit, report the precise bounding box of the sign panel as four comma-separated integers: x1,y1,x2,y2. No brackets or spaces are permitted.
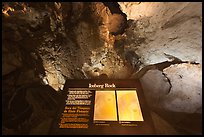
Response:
50,79,155,135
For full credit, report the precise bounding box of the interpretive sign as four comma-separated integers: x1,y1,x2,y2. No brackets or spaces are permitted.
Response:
50,79,155,135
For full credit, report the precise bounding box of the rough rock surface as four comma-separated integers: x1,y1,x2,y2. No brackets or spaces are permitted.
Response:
2,41,22,76
2,2,202,135
2,2,131,135
119,2,202,112
119,2,202,134
119,2,202,65
162,63,202,113
140,63,202,114
140,69,171,109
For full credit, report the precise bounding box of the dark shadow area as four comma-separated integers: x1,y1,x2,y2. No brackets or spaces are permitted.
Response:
2,84,62,135
152,108,202,135
103,2,127,35
103,2,124,15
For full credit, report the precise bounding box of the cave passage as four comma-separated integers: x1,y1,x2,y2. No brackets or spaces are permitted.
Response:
2,2,202,135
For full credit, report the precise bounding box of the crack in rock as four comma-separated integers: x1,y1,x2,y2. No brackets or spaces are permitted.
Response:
102,2,127,35
131,53,200,79
162,72,172,94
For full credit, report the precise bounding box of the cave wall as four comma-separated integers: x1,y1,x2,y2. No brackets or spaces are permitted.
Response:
2,2,202,135
118,2,202,113
118,2,202,134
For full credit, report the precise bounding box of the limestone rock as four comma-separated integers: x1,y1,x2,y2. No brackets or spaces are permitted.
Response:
140,63,202,113
140,69,171,109
118,2,202,65
2,44,22,76
82,48,132,79
162,63,202,113
107,13,127,35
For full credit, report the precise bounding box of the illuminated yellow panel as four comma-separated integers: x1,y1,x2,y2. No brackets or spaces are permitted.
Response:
117,90,144,121
94,91,117,121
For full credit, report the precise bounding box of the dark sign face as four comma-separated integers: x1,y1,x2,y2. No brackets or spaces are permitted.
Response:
50,79,156,135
